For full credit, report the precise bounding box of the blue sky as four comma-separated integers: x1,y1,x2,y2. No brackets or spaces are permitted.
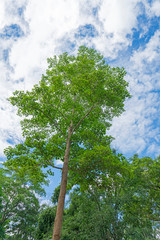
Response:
0,0,160,202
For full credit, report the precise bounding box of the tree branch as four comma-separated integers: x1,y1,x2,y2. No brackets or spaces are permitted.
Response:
146,215,160,222
45,157,63,170
47,161,63,170
44,102,68,122
46,157,83,173
72,103,98,133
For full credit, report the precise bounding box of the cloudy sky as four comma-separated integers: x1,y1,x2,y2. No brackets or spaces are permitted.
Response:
0,0,160,198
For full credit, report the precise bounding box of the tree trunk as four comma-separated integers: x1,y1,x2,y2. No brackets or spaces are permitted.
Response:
52,123,72,240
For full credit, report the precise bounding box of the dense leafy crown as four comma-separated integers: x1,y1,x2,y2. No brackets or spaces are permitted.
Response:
4,46,130,184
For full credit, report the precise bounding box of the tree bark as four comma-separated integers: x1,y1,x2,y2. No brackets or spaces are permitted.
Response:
52,123,72,240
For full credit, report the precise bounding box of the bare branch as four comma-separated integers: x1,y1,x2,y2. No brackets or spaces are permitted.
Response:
47,161,63,170
52,165,63,170
46,156,83,173
45,157,63,170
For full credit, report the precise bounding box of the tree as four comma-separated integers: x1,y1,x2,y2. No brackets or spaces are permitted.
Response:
0,168,41,239
0,171,5,240
4,46,130,240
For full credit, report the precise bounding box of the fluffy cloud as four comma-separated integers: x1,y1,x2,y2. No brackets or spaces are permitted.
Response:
0,0,27,33
151,1,160,17
145,0,160,17
109,28,160,157
9,0,143,85
0,58,23,156
131,30,160,73
93,0,142,56
9,0,98,89
0,0,160,159
99,0,140,35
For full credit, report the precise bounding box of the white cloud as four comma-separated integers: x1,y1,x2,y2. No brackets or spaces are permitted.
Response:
99,0,140,35
109,94,159,155
0,0,27,34
0,0,160,159
40,199,53,206
145,0,160,17
0,1,5,29
9,0,85,87
109,29,160,157
151,1,160,17
90,0,143,58
9,0,143,85
55,159,63,166
131,30,160,70
0,60,23,156
0,106,22,157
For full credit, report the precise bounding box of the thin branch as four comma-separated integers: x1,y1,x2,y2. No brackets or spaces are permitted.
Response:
47,161,63,170
146,215,160,222
47,102,68,122
46,158,81,172
72,103,98,133
45,157,63,170
52,165,63,170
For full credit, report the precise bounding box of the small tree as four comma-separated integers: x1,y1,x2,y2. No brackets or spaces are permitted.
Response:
0,168,41,240
0,171,5,240
4,46,130,240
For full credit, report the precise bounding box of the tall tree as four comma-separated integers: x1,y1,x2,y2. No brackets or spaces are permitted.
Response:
4,46,130,240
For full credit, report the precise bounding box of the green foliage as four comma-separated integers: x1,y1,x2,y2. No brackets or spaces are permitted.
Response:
68,146,128,190
4,144,48,192
35,206,56,240
51,185,61,205
3,152,158,240
0,168,40,240
4,45,130,185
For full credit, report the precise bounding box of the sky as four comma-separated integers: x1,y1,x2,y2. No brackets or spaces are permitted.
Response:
0,0,160,201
